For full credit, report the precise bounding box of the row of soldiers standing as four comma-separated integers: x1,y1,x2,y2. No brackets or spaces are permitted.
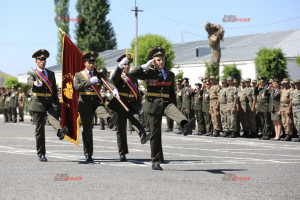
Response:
164,76,300,142
1,86,26,123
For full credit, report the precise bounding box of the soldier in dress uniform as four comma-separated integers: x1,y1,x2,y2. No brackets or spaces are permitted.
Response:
129,46,195,170
27,49,68,162
17,87,26,122
219,78,228,137
252,79,261,137
181,78,194,132
279,78,294,141
1,88,9,123
192,83,205,135
256,76,272,140
209,76,222,136
9,85,18,123
292,79,300,142
109,53,150,161
73,51,117,163
268,78,281,141
175,80,183,133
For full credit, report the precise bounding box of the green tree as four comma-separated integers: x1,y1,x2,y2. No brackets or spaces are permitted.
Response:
296,56,300,67
205,62,219,81
222,63,242,84
255,48,288,80
4,77,29,92
54,0,70,64
130,33,175,71
75,0,117,52
175,69,184,80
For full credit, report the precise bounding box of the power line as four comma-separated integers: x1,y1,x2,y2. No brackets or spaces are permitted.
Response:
0,41,56,46
144,9,300,29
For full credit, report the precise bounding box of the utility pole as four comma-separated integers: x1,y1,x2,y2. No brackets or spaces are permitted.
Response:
131,0,143,67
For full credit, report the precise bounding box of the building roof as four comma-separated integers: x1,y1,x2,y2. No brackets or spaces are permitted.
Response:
32,29,300,73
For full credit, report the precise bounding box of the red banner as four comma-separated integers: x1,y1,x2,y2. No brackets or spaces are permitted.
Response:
60,33,84,145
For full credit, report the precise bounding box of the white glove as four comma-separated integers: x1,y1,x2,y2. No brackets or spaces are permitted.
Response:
34,80,43,87
113,88,120,98
118,57,129,69
90,77,99,84
141,59,154,69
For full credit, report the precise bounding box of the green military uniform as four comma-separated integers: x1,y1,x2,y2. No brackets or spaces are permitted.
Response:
18,90,26,122
73,51,115,160
175,80,183,132
192,83,205,135
242,78,257,137
292,79,300,142
109,54,149,160
202,84,213,135
181,82,194,130
8,88,18,123
27,49,67,160
257,77,272,140
219,79,228,136
1,91,9,122
5,92,12,122
129,46,194,169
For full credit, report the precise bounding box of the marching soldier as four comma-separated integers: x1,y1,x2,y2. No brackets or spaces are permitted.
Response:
27,49,68,162
219,78,228,137
129,46,194,170
203,82,213,136
192,83,205,135
9,85,18,123
17,87,26,122
181,78,194,132
279,78,294,141
209,76,222,136
256,76,272,140
73,51,117,163
292,79,300,142
224,77,238,138
109,53,150,161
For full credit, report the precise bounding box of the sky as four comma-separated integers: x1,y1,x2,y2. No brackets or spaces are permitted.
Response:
0,0,300,77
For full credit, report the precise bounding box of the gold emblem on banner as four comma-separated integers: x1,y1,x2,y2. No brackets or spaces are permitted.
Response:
63,82,73,99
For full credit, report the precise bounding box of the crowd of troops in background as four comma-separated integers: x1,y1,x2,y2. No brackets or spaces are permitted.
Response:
1,75,300,143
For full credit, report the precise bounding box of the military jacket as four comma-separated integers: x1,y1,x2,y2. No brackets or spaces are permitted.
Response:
129,66,176,115
292,89,300,113
219,87,227,105
181,86,194,109
269,88,281,112
280,88,293,111
225,86,238,110
202,89,210,112
27,69,59,112
73,69,113,113
192,89,203,111
257,85,270,113
176,88,182,110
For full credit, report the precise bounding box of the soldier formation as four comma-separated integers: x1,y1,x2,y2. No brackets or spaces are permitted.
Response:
172,76,300,143
1,47,300,170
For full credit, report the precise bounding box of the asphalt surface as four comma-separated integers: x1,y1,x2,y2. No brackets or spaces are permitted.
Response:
0,115,300,200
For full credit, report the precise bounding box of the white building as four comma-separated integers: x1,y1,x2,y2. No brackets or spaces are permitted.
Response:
18,29,300,86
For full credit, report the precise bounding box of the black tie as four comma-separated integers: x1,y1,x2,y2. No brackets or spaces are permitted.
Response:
89,71,93,77
42,70,45,75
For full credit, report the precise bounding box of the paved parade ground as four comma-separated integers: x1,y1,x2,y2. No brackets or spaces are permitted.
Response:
0,115,300,200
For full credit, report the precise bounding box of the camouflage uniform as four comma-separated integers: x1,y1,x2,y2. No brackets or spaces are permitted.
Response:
292,80,300,141
225,85,238,135
202,88,213,135
219,85,228,134
192,86,205,135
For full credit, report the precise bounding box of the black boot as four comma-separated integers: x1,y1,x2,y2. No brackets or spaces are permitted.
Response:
182,118,195,136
